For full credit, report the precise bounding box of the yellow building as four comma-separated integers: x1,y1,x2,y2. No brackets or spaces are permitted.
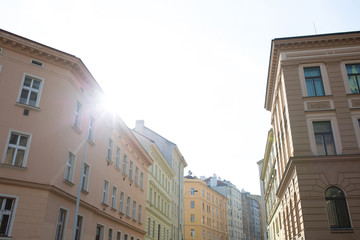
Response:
132,130,175,240
184,176,228,240
0,29,153,239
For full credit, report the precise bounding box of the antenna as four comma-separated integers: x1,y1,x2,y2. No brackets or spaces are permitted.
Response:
313,21,317,34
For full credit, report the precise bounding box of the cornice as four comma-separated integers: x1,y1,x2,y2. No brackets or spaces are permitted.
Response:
265,32,360,111
0,177,146,234
0,30,102,93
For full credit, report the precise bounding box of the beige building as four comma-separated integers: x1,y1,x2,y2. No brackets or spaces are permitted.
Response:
261,31,360,240
132,130,175,240
134,121,187,240
0,29,153,239
184,176,228,240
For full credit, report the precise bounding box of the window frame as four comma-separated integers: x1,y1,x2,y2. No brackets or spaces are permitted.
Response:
126,197,131,217
17,73,45,108
73,101,82,129
132,200,137,220
119,192,125,214
115,147,121,168
88,116,95,142
0,194,19,237
129,160,133,180
2,129,32,168
54,207,68,240
340,61,360,94
306,114,342,155
107,138,113,161
64,151,76,182
122,154,128,174
111,186,118,209
74,214,84,240
102,180,109,205
116,231,122,240
81,163,90,192
325,186,352,230
298,63,331,97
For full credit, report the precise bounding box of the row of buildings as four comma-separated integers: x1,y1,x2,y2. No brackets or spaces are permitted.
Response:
183,174,264,240
258,31,360,239
0,29,264,240
0,29,188,240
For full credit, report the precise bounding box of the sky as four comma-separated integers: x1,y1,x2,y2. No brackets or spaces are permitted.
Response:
1,0,360,195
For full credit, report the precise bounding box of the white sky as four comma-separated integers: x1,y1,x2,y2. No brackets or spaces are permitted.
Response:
1,0,359,194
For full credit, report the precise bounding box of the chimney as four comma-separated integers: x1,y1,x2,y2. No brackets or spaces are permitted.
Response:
135,120,145,134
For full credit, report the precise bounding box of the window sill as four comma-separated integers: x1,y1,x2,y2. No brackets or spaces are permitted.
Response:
330,228,353,233
0,236,12,240
106,159,113,166
63,179,75,186
0,163,27,170
101,202,109,207
72,125,82,134
115,166,121,171
87,139,95,146
15,102,40,110
81,189,89,194
110,207,117,211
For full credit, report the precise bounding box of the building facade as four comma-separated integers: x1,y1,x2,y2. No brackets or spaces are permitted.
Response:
132,130,175,240
184,176,228,240
0,29,153,240
261,31,360,239
134,120,187,240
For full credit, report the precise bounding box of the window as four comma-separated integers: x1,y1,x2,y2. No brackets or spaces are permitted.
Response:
140,172,144,189
138,204,142,223
74,215,83,240
111,186,117,209
119,192,125,213
88,116,95,142
191,201,195,208
117,231,122,240
18,74,43,107
103,180,109,204
96,224,105,240
64,151,75,182
55,208,67,240
3,131,31,167
135,167,139,185
132,200,137,220
73,101,82,129
129,161,133,180
115,147,121,167
304,67,325,96
108,228,113,240
126,197,131,217
0,196,17,237
345,64,360,93
191,214,195,222
122,154,128,174
107,138,113,161
313,121,336,155
191,229,195,238
325,186,351,229
81,163,89,191
299,64,331,97
191,188,195,195
124,234,128,240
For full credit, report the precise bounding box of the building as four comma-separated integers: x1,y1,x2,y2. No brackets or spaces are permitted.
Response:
261,31,360,239
204,176,243,240
204,175,264,240
184,176,228,240
134,120,187,240
0,29,153,239
256,159,268,240
132,130,175,240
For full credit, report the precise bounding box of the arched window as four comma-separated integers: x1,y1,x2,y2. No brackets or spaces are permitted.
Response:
325,186,351,229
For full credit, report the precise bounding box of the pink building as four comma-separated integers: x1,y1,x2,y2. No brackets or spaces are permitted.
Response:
0,29,152,240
